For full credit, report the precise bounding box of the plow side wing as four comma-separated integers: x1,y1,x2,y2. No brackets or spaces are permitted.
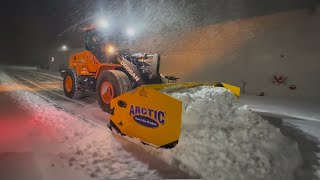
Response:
221,83,240,98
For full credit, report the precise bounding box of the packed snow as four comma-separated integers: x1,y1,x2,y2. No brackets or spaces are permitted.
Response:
134,86,303,180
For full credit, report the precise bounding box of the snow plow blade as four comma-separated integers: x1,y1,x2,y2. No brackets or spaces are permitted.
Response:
109,82,240,148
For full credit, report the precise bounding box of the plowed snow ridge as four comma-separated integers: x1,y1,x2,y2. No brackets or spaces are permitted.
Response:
138,86,302,180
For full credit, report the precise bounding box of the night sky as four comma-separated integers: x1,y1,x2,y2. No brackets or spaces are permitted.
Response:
0,0,140,66
0,0,189,66
1,1,73,66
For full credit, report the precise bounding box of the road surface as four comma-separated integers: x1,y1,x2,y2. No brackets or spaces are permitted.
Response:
0,68,196,179
0,68,319,179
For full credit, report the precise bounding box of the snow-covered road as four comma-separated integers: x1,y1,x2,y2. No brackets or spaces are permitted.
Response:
0,68,319,180
0,69,193,179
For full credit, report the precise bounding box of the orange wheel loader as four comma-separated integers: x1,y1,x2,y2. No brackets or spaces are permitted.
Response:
62,25,165,112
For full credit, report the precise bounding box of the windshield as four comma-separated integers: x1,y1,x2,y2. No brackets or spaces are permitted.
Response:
86,29,129,50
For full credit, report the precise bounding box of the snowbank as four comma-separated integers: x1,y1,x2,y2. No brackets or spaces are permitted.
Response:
140,86,302,180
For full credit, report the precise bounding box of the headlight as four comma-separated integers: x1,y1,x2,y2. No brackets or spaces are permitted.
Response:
97,18,108,28
127,27,135,36
106,46,115,53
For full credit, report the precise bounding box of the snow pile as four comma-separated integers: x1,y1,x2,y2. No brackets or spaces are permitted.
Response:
0,71,160,180
140,86,302,180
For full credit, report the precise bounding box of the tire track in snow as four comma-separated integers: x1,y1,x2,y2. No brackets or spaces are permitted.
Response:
11,72,87,106
7,70,106,126
6,71,105,128
21,70,97,102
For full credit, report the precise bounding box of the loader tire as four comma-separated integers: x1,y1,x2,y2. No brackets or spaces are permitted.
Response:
97,70,132,113
63,68,88,99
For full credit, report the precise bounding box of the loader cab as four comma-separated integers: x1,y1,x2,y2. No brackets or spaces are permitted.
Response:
85,28,129,63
